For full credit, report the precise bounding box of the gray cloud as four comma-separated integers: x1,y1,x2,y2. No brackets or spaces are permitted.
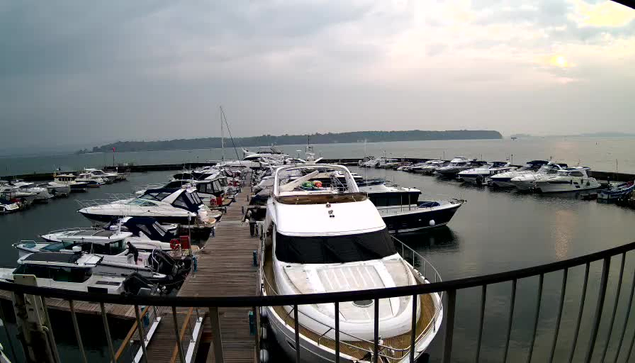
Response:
0,0,634,150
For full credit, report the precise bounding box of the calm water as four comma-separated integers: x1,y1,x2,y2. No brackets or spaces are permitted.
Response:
2,137,635,176
1,167,635,362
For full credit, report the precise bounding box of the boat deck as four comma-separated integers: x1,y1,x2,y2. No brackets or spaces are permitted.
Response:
263,246,437,362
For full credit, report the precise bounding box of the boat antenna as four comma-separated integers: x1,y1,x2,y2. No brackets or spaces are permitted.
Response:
219,107,242,162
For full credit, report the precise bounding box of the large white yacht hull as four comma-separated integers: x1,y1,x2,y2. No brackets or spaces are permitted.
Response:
265,293,443,363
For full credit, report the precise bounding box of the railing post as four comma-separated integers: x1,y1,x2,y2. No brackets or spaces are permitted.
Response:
614,268,635,363
134,305,148,363
172,306,185,363
569,262,591,363
374,297,380,363
442,289,456,363
69,300,88,363
410,294,417,363
476,285,487,362
99,302,116,363
527,274,544,363
40,297,61,363
335,302,340,363
503,279,517,363
548,268,568,363
600,253,626,362
294,305,300,362
209,307,225,363
584,257,611,363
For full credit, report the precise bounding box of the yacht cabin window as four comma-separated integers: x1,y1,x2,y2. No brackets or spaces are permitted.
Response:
15,265,92,283
275,228,396,264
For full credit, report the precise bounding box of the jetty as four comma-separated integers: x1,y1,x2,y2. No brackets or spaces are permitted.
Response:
140,183,260,362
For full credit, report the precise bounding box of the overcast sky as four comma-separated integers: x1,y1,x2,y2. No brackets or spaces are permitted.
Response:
0,0,634,149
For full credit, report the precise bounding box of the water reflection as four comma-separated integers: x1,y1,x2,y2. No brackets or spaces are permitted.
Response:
395,226,460,250
552,209,575,259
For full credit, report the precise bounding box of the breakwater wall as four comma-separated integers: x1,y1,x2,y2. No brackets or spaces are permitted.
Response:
2,159,634,183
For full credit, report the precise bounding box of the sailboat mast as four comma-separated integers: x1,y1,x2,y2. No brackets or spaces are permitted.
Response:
220,106,225,161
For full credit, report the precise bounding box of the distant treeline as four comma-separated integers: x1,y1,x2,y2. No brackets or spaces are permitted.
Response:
81,130,503,154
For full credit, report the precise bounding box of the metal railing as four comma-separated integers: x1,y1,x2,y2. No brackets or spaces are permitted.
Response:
2,241,635,363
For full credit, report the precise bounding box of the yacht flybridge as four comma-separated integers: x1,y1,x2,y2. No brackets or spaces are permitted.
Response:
261,165,443,363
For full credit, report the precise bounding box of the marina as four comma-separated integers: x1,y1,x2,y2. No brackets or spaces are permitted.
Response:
0,148,634,362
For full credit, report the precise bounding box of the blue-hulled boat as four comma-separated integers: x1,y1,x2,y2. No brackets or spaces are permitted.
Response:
598,181,635,202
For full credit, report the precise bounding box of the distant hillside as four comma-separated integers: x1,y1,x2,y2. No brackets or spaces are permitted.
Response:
82,130,503,154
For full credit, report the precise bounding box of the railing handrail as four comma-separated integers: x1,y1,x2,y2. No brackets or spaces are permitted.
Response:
3,240,635,307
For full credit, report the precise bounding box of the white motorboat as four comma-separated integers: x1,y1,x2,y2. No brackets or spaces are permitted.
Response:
534,167,601,193
358,180,463,233
510,162,568,191
9,181,52,202
262,164,443,363
435,157,483,178
40,217,177,249
0,252,157,295
41,181,71,198
0,198,21,214
411,160,448,175
75,172,105,187
458,161,515,186
53,173,89,192
489,160,549,188
84,168,118,184
79,187,212,224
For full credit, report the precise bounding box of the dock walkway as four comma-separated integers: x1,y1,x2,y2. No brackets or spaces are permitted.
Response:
144,186,260,363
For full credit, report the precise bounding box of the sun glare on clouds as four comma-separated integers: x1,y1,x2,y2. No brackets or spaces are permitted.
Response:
569,0,635,27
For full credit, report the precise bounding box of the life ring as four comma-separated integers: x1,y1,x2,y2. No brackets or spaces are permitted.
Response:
170,239,181,250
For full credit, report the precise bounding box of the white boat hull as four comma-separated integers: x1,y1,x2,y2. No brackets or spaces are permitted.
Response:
536,180,601,193
265,292,443,363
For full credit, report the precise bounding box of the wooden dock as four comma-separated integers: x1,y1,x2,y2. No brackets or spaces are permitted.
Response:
0,290,138,319
144,186,261,363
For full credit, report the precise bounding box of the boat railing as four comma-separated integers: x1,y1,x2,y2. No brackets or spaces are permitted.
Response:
3,240,635,362
259,236,444,361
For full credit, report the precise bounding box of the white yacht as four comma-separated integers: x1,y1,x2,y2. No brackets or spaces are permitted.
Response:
489,160,549,188
412,160,447,175
262,165,443,363
41,181,71,198
84,168,118,184
510,162,568,191
10,181,52,202
0,198,21,214
75,172,105,187
79,187,212,224
458,161,515,186
53,173,89,192
0,181,37,202
0,252,132,294
435,157,478,178
39,217,176,250
534,167,601,193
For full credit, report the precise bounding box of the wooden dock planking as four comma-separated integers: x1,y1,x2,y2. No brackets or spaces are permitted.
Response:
0,290,136,319
145,185,261,363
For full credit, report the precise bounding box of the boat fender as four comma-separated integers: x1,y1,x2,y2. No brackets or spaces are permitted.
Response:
429,220,436,226
259,349,269,363
261,327,268,340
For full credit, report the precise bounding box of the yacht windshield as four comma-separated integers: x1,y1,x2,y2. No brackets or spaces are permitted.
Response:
275,228,396,264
